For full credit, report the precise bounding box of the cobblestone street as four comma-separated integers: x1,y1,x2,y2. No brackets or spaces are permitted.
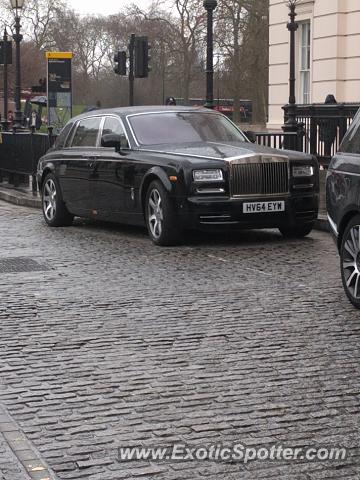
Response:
1,200,360,479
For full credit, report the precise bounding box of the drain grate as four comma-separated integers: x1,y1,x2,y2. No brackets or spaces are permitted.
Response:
0,257,49,273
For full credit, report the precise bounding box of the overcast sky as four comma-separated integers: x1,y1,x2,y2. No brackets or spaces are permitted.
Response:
68,0,152,16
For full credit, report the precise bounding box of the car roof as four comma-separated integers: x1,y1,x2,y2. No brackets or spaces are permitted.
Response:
71,105,217,122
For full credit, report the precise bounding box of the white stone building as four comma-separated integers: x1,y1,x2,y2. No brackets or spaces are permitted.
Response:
268,0,360,128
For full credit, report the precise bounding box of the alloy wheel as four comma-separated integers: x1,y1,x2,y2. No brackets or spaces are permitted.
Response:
43,178,57,222
147,188,163,239
342,224,360,299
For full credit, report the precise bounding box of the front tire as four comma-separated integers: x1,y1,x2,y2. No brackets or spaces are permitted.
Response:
340,215,360,309
42,173,74,227
145,180,182,246
279,222,314,238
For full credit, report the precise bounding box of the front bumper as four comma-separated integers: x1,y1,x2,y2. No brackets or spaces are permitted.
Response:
178,193,319,230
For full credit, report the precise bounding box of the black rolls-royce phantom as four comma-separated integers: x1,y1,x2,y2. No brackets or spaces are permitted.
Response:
37,106,319,245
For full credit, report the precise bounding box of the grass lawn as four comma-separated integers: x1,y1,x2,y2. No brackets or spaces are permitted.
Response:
72,105,86,116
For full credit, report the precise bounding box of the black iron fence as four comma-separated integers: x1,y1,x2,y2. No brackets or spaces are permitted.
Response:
0,130,55,192
247,131,302,151
283,102,359,166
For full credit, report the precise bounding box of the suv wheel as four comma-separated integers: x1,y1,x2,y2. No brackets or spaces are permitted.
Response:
340,215,360,308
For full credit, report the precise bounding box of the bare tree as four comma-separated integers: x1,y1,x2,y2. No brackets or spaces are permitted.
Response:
241,0,269,123
24,0,67,49
0,0,269,116
0,0,67,49
172,0,206,102
216,0,248,122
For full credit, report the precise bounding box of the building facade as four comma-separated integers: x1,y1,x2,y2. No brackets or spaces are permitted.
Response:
268,0,360,128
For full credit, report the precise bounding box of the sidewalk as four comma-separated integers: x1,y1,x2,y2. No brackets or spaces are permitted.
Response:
0,183,41,209
0,182,329,232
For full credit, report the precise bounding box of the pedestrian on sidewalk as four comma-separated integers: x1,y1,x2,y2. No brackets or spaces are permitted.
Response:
318,94,338,159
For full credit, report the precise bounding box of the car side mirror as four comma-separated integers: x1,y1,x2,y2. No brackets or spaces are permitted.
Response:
244,130,257,143
101,133,121,149
101,133,129,154
119,133,129,150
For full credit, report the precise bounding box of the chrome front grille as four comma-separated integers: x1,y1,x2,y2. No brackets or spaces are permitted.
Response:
229,156,289,197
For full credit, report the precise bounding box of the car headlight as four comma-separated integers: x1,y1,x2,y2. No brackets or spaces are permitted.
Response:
292,165,314,177
193,169,223,182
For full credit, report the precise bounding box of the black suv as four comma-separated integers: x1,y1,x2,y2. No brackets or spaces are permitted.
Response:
327,108,360,307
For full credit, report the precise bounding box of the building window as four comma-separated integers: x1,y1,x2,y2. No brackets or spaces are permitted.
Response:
299,21,311,104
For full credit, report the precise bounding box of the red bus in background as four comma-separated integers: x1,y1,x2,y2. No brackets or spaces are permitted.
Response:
175,98,253,123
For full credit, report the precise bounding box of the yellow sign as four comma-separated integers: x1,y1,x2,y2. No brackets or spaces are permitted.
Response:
45,52,73,59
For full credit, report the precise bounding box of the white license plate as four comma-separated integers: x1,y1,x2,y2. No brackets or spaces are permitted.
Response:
243,201,285,214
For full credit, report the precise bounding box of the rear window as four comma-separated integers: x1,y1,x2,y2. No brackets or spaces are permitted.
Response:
339,109,360,154
71,117,102,147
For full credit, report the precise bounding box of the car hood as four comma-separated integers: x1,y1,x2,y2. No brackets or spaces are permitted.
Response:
139,141,312,161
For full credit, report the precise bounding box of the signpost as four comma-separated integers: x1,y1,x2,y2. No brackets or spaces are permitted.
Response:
46,51,73,132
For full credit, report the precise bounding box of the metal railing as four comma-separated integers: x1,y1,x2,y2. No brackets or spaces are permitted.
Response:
284,102,359,166
0,129,56,192
252,131,302,151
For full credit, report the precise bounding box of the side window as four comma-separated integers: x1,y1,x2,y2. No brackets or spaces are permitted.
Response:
103,117,124,136
54,122,73,149
71,117,102,147
339,110,360,154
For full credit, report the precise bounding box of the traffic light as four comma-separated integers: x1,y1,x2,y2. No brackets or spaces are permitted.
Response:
0,40,12,65
114,51,127,76
134,36,151,78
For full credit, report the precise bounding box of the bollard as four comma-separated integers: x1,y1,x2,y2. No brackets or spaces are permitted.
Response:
31,175,37,195
48,126,56,148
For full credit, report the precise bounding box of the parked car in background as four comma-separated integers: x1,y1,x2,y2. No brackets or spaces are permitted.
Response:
37,106,319,246
327,108,360,308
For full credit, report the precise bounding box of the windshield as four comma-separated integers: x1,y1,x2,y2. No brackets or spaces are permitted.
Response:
128,112,247,146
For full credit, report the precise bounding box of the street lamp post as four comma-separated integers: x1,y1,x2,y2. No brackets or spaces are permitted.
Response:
282,0,302,150
2,28,9,131
10,0,24,130
216,53,220,110
203,0,217,109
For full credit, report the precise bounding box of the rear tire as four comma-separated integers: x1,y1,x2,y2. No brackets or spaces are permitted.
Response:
42,173,74,227
145,180,182,246
340,215,360,309
279,222,314,238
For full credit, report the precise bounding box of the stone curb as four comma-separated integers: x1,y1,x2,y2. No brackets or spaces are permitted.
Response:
0,404,57,480
314,214,329,232
0,188,41,209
